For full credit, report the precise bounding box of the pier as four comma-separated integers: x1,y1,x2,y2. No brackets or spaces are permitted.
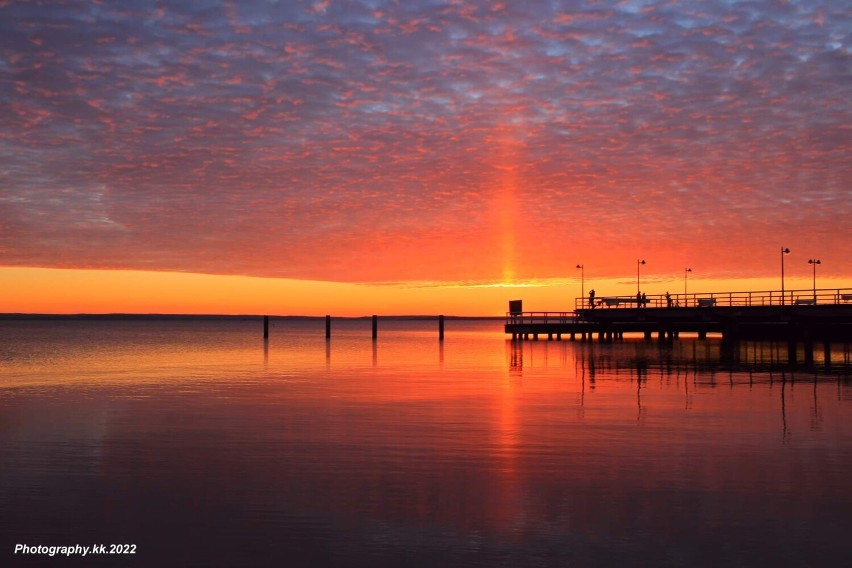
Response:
505,288,852,365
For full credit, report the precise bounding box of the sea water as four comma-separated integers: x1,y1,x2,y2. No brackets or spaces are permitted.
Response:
1,317,850,567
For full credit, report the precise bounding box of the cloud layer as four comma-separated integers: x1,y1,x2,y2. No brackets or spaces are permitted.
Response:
2,0,850,283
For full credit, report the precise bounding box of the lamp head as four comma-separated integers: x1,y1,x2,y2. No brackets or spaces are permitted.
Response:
782,247,790,254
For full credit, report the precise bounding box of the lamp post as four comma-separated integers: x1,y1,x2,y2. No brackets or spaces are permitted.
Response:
576,264,584,306
808,259,821,303
781,247,790,305
684,267,692,299
637,259,646,295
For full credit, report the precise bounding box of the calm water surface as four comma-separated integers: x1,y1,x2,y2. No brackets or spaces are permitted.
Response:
1,318,851,567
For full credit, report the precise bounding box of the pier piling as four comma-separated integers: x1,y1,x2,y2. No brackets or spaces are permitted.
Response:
263,315,269,339
372,315,378,340
439,315,444,341
325,315,331,339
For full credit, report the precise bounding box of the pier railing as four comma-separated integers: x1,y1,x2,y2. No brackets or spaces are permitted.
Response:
573,287,852,311
505,311,580,325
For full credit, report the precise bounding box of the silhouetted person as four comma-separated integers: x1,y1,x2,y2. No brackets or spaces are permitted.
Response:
666,291,672,307
641,292,647,307
636,291,642,306
589,289,596,309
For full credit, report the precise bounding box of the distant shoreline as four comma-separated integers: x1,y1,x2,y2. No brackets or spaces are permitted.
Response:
0,313,504,321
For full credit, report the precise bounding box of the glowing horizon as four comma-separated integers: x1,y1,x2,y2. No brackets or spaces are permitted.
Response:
2,266,849,317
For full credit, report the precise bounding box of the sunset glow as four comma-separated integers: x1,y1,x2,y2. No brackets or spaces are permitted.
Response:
1,1,849,315
2,266,846,317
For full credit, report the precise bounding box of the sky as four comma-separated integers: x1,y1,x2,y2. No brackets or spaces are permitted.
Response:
1,0,850,315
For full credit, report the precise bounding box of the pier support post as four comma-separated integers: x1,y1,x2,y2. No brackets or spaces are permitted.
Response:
439,315,444,341
785,322,798,365
372,315,378,340
824,341,831,370
723,323,740,346
804,337,814,367
698,330,707,340
263,315,269,339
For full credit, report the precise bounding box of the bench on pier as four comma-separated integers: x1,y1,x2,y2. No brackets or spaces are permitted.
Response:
794,299,816,305
842,294,852,302
697,298,716,307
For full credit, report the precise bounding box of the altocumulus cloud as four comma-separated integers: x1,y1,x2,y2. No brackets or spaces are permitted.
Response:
1,0,849,282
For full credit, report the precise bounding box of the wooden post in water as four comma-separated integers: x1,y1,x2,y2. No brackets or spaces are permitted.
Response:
804,335,814,367
263,315,269,339
325,315,331,339
372,315,378,340
438,315,444,341
785,321,798,365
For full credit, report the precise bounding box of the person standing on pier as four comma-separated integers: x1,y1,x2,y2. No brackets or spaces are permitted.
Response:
637,291,642,306
666,292,672,307
589,289,596,309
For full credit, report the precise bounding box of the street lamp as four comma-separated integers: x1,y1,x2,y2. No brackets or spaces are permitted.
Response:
781,247,790,305
637,259,646,294
576,264,584,306
808,259,821,302
684,267,692,298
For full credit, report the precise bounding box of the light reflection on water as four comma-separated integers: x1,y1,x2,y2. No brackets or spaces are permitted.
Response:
1,318,850,567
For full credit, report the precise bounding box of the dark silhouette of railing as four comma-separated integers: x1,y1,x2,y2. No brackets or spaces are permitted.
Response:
505,311,580,325
572,287,852,311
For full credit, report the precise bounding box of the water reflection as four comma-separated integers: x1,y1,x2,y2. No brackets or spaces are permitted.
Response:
1,320,850,567
506,336,851,447
507,337,851,381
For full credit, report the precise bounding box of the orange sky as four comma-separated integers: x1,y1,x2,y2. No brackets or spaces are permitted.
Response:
2,267,848,316
2,2,849,315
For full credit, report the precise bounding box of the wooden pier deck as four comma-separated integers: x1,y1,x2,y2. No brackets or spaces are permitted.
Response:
505,288,852,365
